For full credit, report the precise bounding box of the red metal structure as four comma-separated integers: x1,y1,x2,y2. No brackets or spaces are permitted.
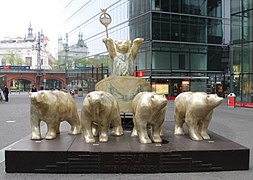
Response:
0,70,66,91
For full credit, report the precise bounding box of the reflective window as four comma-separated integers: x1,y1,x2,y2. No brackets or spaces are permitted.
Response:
66,0,129,57
244,0,253,10
161,14,171,41
130,13,151,40
130,0,150,18
190,53,207,70
152,0,161,11
231,14,242,43
171,15,180,41
151,43,207,71
156,0,221,17
231,0,241,14
243,10,253,42
231,0,253,103
152,13,161,40
207,0,222,17
152,14,211,44
135,43,151,70
207,19,222,43
190,79,207,92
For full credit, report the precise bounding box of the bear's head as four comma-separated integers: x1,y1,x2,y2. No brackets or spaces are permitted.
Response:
29,91,45,103
151,93,168,111
87,91,104,107
29,91,52,106
114,40,131,54
206,94,223,109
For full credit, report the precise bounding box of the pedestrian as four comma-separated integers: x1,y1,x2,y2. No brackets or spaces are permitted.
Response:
31,85,37,92
0,89,3,101
3,85,9,102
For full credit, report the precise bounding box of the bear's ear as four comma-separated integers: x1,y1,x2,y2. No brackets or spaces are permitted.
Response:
151,94,155,102
126,40,131,49
114,40,119,45
206,95,211,101
87,94,90,99
87,94,91,103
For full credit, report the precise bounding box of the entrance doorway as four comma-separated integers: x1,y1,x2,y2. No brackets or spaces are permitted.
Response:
168,80,183,97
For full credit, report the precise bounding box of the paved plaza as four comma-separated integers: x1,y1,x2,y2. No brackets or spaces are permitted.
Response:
0,92,252,180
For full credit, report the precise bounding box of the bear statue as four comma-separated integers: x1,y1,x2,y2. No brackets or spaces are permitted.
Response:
102,37,144,76
81,91,124,143
174,92,223,141
131,92,167,144
29,90,81,140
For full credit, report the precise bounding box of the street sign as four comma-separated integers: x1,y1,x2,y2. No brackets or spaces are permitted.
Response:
0,66,30,70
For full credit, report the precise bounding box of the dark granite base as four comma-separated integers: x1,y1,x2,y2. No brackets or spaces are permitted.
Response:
5,122,249,173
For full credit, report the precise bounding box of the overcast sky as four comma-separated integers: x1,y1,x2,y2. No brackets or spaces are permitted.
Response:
0,0,231,57
0,0,65,56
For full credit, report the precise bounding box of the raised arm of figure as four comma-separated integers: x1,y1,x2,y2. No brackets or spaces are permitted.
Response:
102,38,117,60
130,38,144,60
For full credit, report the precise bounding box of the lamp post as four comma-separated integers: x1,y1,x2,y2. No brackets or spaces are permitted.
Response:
32,31,42,90
100,9,112,38
63,33,69,89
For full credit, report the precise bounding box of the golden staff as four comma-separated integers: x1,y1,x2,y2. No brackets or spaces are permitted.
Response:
99,9,112,38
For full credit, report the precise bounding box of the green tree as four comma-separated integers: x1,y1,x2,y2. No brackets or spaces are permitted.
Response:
2,50,23,66
51,59,65,70
74,58,92,67
74,57,109,67
91,57,109,67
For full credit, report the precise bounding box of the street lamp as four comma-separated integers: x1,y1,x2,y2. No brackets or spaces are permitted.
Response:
63,33,69,69
32,31,43,90
100,9,112,38
63,33,69,89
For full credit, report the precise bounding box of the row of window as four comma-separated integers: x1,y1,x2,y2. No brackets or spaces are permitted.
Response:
231,0,253,14
135,42,224,72
231,10,253,43
231,0,253,103
129,12,223,44
129,0,222,18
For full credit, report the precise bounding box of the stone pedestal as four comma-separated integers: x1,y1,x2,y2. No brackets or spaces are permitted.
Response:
5,122,250,173
95,76,151,113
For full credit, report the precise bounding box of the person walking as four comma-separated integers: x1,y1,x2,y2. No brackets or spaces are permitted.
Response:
31,85,37,92
3,85,9,102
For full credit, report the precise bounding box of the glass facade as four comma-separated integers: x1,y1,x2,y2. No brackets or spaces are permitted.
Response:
65,0,129,57
65,0,227,96
129,0,226,96
231,0,253,104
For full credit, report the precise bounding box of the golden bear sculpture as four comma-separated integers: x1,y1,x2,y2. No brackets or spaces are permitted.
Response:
131,92,167,144
81,91,124,143
174,92,223,141
102,37,143,76
29,90,81,140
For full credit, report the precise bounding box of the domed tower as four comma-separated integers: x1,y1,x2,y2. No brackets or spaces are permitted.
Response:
25,22,35,42
77,32,86,48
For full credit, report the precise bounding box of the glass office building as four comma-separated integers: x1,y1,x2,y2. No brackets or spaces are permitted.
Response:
231,0,253,105
65,0,228,97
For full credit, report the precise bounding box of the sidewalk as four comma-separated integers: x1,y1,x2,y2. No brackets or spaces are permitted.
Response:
0,94,252,180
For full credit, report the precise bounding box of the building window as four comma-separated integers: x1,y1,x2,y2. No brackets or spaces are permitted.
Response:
152,0,161,10
179,54,185,69
25,57,32,66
